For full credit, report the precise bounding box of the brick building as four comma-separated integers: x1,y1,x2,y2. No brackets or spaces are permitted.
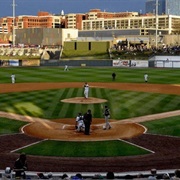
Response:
0,11,65,33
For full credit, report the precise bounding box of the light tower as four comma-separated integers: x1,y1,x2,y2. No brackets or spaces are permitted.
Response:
12,0,16,46
155,0,158,48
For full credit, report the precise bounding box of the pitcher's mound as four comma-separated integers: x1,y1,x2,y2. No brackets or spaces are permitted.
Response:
61,97,107,104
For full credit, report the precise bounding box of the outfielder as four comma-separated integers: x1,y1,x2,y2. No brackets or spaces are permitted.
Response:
64,65,69,71
144,73,148,83
84,82,89,99
75,113,85,132
11,74,16,83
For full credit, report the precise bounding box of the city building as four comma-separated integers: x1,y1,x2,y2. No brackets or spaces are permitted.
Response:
0,11,65,33
0,27,8,34
81,14,180,35
64,9,138,30
0,8,180,47
146,0,180,15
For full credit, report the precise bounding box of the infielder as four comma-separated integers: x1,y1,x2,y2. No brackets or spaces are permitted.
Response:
103,105,111,130
84,82,89,99
75,113,85,132
11,74,16,84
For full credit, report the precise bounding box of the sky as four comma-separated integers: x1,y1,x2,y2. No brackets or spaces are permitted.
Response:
0,0,146,18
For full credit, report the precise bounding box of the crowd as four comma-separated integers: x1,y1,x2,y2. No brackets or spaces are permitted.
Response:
1,168,180,179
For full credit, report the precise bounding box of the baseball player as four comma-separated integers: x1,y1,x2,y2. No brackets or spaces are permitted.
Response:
64,65,69,71
11,74,16,83
83,109,92,135
84,82,89,99
144,73,148,83
75,113,85,132
103,105,111,130
112,72,116,81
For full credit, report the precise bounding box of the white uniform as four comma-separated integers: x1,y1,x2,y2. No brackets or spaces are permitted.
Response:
11,74,16,83
64,65,69,71
144,74,148,82
76,115,85,132
84,83,89,98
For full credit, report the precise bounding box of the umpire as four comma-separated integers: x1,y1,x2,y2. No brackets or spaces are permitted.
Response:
83,109,92,135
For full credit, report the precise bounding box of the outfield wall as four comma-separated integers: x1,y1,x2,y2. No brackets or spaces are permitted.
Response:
1,58,180,68
40,60,112,67
148,56,180,68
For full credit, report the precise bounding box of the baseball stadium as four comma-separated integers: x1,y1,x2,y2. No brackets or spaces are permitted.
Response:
0,65,180,179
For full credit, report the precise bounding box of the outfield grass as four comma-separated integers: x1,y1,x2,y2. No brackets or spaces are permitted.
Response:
0,67,179,157
0,67,180,84
0,89,179,120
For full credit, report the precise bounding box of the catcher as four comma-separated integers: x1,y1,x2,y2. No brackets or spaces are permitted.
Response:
75,112,85,132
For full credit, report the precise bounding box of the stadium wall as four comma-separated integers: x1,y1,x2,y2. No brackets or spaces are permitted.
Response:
62,41,110,57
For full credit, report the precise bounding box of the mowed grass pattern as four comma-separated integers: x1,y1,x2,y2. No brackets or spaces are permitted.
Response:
0,88,179,120
0,67,179,157
0,67,180,84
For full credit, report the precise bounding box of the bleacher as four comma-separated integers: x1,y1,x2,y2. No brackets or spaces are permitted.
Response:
0,47,43,57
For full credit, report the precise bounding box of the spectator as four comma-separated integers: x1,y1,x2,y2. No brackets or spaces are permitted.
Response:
72,173,83,180
162,173,170,179
124,174,133,179
106,171,115,179
62,173,70,179
2,167,12,179
148,169,157,180
93,174,104,179
13,153,28,179
172,169,180,180
134,173,144,179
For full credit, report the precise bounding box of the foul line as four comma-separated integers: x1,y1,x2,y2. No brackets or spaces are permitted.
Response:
10,139,48,153
118,138,155,154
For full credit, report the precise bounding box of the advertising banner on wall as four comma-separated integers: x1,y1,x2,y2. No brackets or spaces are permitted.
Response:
130,60,148,67
113,60,148,67
9,59,19,66
22,60,40,66
113,60,130,67
0,59,19,66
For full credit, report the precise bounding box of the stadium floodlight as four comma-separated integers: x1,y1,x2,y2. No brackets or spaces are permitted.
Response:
155,0,158,48
12,0,16,46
